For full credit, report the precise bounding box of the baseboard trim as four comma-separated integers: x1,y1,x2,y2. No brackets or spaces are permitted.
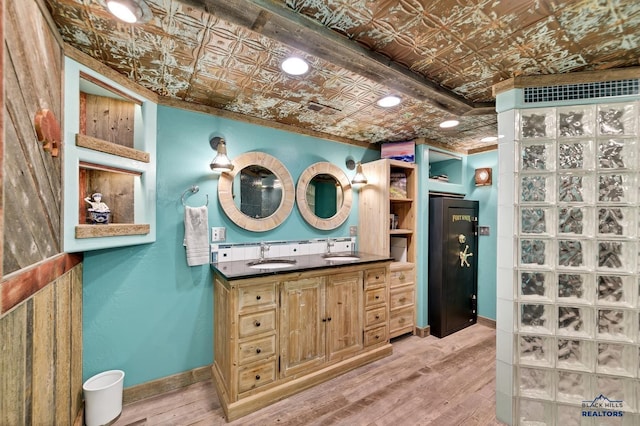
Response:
477,316,496,329
415,325,430,338
123,365,211,405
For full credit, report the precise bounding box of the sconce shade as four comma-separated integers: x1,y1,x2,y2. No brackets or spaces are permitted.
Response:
351,162,368,188
210,138,234,173
475,167,492,186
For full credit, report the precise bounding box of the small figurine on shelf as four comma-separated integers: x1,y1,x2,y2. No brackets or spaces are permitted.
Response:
85,192,111,224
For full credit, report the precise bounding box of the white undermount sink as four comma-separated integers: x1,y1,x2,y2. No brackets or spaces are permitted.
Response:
322,254,361,261
247,259,297,269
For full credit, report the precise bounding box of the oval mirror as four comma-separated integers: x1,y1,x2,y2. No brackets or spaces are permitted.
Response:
218,152,294,232
296,162,352,230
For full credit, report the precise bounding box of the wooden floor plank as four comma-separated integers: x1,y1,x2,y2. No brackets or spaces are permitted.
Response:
114,324,503,426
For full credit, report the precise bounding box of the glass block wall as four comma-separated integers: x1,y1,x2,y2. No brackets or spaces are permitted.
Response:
513,100,640,424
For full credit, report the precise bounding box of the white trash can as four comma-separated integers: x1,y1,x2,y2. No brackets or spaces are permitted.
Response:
83,370,125,426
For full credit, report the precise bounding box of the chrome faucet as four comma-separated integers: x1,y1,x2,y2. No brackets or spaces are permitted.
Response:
325,238,335,254
259,242,270,260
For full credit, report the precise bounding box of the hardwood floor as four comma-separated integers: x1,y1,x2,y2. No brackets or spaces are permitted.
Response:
114,324,501,426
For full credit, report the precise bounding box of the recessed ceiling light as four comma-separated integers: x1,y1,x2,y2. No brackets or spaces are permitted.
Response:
377,95,401,108
106,0,151,23
439,119,460,128
480,136,498,142
281,57,309,75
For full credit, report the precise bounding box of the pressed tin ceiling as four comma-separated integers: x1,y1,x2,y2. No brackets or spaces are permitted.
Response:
45,0,640,152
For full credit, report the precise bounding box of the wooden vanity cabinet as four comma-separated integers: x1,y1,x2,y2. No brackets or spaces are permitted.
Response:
212,262,391,421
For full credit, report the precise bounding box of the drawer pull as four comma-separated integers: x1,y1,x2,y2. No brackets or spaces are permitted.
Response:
399,273,405,280
254,320,261,327
375,314,380,320
256,295,261,300
375,295,380,300
375,275,380,280
399,297,406,303
256,348,262,354
255,375,261,380
375,335,380,340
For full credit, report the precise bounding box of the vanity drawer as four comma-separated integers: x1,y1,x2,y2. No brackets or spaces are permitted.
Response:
364,325,388,347
238,310,276,338
389,285,414,310
364,287,386,307
238,359,276,394
238,282,277,311
238,335,276,365
365,306,387,327
365,268,387,288
390,268,414,287
389,306,414,333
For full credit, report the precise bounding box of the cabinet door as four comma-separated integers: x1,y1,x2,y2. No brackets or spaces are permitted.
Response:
280,277,326,378
326,271,363,361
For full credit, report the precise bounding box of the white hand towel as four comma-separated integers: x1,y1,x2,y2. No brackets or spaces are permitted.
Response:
183,206,210,266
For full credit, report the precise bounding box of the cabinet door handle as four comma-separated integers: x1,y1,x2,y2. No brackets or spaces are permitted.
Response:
256,295,261,300
254,320,261,327
256,348,262,354
327,317,332,322
322,318,327,322
255,375,261,380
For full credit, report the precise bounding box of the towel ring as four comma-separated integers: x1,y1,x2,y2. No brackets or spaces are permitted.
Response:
181,185,208,207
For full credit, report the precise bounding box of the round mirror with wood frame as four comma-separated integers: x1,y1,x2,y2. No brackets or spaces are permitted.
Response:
296,162,352,230
218,152,295,232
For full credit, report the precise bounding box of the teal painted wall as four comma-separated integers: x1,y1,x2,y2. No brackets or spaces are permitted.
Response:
465,151,498,320
82,106,377,387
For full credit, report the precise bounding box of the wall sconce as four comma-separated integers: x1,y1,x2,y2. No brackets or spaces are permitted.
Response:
351,162,368,189
106,0,152,23
209,137,234,173
475,168,492,186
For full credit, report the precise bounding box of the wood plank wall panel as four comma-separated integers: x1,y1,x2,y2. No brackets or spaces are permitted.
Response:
83,93,135,147
0,302,28,425
1,1,83,424
0,264,83,425
3,0,62,275
0,0,5,278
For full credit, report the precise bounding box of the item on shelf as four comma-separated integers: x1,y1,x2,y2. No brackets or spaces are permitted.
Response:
85,192,111,224
429,174,449,182
390,237,407,262
389,172,408,198
389,214,398,230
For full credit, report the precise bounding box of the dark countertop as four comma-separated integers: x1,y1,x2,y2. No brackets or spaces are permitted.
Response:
211,251,393,280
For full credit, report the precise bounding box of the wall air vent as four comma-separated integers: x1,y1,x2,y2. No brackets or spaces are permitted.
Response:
524,79,639,103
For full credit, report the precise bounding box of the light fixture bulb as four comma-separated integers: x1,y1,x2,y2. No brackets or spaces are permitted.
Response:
281,57,309,75
107,0,138,23
439,119,460,128
480,136,498,142
210,139,234,173
377,95,401,108
351,162,368,188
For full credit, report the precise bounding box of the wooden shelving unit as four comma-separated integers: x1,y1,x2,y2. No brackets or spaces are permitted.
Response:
359,159,417,338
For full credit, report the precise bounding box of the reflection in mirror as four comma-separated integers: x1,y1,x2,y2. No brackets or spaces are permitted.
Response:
234,165,283,219
305,174,343,219
218,152,295,232
297,162,352,230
